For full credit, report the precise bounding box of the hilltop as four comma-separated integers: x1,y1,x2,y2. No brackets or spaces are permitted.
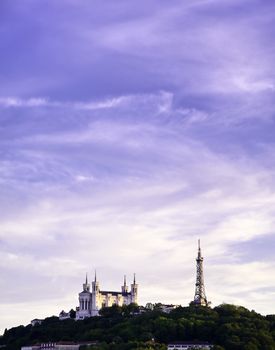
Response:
1,304,275,350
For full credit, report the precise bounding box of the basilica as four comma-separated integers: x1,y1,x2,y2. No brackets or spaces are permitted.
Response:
75,273,138,320
57,241,207,321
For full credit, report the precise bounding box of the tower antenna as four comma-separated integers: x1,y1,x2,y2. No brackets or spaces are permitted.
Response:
192,239,209,306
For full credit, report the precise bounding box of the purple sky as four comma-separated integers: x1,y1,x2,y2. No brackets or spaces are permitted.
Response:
1,0,275,334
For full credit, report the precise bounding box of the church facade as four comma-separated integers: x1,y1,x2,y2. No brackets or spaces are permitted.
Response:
76,273,138,320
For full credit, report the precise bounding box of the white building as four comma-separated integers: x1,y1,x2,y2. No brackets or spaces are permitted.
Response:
75,273,138,320
30,319,44,326
59,311,71,320
21,342,97,350
167,342,212,349
158,304,180,313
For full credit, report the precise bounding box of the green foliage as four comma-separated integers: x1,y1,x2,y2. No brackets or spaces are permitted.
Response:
2,304,275,350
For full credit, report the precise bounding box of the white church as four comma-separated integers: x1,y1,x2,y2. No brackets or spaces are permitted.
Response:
75,272,138,320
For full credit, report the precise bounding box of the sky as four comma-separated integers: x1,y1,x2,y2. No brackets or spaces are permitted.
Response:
1,0,275,334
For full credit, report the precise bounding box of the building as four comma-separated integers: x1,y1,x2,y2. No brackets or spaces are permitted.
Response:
76,273,138,319
145,303,180,313
158,304,180,314
30,319,44,326
167,341,213,349
59,311,71,320
21,342,97,350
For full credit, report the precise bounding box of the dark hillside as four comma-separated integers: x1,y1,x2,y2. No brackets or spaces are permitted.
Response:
1,304,275,350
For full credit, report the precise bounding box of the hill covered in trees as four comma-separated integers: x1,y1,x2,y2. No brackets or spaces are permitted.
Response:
1,303,275,350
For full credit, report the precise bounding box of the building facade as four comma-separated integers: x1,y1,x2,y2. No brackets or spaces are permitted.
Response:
22,344,78,350
76,273,138,320
59,311,71,320
30,319,44,326
167,342,212,349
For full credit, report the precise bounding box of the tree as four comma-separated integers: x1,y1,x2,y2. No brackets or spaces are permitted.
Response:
70,309,76,319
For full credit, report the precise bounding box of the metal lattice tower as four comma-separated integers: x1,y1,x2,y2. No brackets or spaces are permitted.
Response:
193,239,209,306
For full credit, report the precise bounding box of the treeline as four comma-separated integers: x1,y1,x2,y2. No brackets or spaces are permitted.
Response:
1,303,275,350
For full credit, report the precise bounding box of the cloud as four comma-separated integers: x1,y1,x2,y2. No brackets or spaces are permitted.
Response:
0,93,174,120
73,96,127,110
0,96,128,110
1,100,275,299
1,0,275,335
0,97,48,108
232,76,275,93
75,175,95,182
85,0,275,97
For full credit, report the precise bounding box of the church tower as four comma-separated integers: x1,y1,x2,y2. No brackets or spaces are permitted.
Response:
192,240,210,307
130,273,138,304
91,271,100,316
83,273,90,292
121,275,128,294
76,274,92,320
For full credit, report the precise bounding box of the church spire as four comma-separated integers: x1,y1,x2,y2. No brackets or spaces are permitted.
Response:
122,274,128,294
131,273,138,304
92,269,99,294
83,272,90,292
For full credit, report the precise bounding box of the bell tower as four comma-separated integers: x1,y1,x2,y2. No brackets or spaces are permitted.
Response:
130,273,138,304
91,270,100,316
76,273,91,320
121,275,128,294
83,273,90,292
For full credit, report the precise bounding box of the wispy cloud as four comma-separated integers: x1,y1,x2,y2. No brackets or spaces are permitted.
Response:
0,96,128,110
1,0,275,335
0,97,48,108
